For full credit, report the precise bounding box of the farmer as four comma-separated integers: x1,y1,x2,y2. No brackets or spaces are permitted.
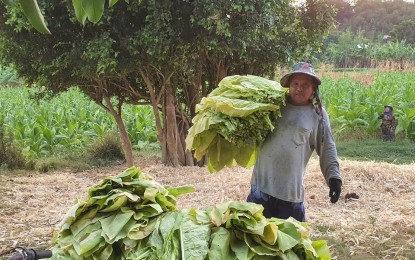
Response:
247,62,343,222
378,105,397,141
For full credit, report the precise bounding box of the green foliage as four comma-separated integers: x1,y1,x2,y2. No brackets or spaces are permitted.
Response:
0,65,21,87
18,0,50,34
51,167,195,259
323,30,415,67
0,0,337,166
338,0,415,42
0,87,158,159
51,167,329,260
320,71,415,141
324,30,372,67
123,105,159,151
186,75,287,172
85,132,125,164
391,19,415,44
323,0,415,67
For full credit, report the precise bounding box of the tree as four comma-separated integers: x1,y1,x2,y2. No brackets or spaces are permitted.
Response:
345,0,415,41
328,0,354,26
0,1,139,166
0,0,336,167
391,19,415,44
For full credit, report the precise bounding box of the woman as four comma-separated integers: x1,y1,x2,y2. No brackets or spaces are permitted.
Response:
247,62,343,221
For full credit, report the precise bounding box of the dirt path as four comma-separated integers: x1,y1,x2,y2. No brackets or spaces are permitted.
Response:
1,157,414,259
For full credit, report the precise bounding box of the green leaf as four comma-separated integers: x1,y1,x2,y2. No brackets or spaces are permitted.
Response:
208,227,233,259
82,0,105,24
312,240,331,260
201,96,279,117
18,0,51,34
244,233,279,256
99,210,135,242
108,0,119,7
128,217,159,240
133,203,164,219
262,223,278,245
94,244,113,260
276,228,301,252
59,201,84,230
206,203,230,227
72,0,88,25
149,212,183,259
207,136,236,173
233,142,257,168
99,194,128,212
166,185,196,197
230,231,255,259
72,222,104,255
181,212,211,259
70,207,101,236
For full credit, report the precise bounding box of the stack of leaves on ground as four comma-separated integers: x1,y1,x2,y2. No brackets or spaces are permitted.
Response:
50,167,330,260
50,167,194,259
185,75,287,173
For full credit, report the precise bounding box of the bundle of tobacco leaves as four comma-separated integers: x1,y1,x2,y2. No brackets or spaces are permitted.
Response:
50,167,330,260
185,75,287,172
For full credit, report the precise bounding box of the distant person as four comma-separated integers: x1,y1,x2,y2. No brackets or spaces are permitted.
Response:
378,105,397,141
247,62,343,222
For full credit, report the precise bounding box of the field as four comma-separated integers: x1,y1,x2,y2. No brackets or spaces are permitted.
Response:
1,156,415,259
1,69,415,164
1,69,415,259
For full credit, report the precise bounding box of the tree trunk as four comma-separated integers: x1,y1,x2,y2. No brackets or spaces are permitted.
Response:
163,83,181,166
141,69,196,166
102,96,134,167
90,79,135,167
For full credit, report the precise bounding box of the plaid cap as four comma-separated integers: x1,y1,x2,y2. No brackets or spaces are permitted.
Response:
280,62,321,88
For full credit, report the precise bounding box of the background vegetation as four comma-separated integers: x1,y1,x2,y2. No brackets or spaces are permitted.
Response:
1,0,415,171
1,67,414,170
0,0,336,167
0,84,158,171
320,0,415,67
0,2,414,259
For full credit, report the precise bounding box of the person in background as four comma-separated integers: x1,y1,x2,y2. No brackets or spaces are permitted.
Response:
378,105,397,141
247,62,343,222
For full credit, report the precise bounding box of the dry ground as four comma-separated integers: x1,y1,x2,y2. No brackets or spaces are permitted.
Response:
1,156,415,259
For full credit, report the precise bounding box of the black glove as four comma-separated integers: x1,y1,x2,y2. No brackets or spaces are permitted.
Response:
329,178,342,203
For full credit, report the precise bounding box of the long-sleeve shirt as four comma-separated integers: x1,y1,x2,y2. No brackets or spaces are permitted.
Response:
251,102,342,203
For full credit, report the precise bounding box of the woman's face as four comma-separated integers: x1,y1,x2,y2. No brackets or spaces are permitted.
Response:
288,74,316,106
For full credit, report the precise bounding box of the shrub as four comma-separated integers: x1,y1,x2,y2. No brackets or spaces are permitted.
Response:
85,132,125,165
0,122,30,170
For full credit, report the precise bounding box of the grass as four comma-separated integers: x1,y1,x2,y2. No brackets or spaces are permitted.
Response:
335,139,415,164
312,224,415,260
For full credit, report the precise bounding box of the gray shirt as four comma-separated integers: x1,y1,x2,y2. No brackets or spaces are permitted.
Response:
251,103,342,203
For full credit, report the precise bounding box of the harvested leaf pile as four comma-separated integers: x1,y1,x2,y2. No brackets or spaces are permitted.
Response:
50,167,193,259
50,167,329,259
186,75,287,172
